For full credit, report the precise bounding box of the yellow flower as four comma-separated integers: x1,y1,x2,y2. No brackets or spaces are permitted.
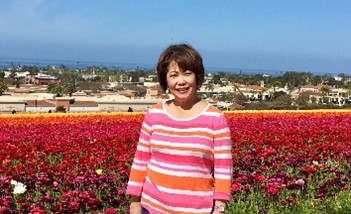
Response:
96,169,103,175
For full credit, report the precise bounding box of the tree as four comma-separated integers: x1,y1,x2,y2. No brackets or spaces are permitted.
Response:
205,82,215,98
48,84,65,96
271,81,282,93
273,94,293,106
296,91,311,106
0,81,8,95
233,93,248,105
232,84,242,95
56,106,66,113
319,85,331,104
0,71,5,79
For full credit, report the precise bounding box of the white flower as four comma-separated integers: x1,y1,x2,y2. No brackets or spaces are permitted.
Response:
295,179,305,186
10,179,18,185
11,179,27,194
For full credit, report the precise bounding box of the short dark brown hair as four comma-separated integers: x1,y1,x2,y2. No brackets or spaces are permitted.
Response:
156,43,205,91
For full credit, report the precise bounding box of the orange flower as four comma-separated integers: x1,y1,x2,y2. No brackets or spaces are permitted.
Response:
2,159,11,166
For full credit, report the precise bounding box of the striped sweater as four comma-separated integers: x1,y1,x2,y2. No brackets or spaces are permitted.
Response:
126,102,233,214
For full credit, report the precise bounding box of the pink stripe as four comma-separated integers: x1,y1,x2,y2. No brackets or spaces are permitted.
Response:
134,151,151,160
152,133,213,144
150,112,221,129
149,162,210,174
152,153,212,168
126,184,142,196
143,179,214,209
214,192,230,201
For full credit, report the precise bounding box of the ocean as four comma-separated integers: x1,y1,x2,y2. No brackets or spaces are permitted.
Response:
0,57,285,76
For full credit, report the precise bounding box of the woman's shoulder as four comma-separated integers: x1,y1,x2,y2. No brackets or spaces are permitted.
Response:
148,102,164,111
206,103,224,114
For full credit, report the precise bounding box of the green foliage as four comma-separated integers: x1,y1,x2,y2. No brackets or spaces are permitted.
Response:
55,106,66,113
0,81,8,95
296,91,311,106
0,71,5,79
225,190,351,214
48,84,64,96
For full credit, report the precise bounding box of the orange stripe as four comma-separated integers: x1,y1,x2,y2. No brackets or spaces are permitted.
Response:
147,169,213,191
207,106,222,113
141,125,151,135
138,141,149,148
129,169,146,183
214,132,231,138
154,128,213,138
215,149,232,154
215,178,231,193
151,103,163,110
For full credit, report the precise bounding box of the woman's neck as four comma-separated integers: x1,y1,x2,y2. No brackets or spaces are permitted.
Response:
172,96,200,110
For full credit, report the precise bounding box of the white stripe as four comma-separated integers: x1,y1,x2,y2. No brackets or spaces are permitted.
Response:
136,145,149,152
149,159,210,173
133,159,149,165
142,122,152,131
131,165,146,170
214,127,230,134
153,131,213,140
142,193,212,213
139,138,150,144
150,139,212,151
145,177,213,196
214,145,232,151
215,174,232,179
153,124,213,133
148,164,212,178
128,181,143,187
215,168,232,173
214,154,232,159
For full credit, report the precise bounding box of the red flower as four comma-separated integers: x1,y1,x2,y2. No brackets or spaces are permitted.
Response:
29,207,46,214
302,166,316,174
231,182,241,192
104,208,117,214
265,184,278,196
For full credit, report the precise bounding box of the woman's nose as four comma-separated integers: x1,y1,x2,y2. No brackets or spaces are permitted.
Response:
177,75,186,84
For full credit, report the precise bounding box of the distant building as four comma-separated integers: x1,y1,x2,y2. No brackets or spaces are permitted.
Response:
25,73,61,85
0,99,27,113
146,84,161,99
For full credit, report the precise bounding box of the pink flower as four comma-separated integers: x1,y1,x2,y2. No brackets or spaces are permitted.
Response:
231,182,241,192
252,172,265,182
104,208,117,214
265,184,278,196
29,207,46,214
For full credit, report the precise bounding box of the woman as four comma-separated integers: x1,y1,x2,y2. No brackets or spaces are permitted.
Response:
126,44,232,214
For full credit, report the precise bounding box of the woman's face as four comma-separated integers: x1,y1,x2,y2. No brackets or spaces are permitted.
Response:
166,61,197,102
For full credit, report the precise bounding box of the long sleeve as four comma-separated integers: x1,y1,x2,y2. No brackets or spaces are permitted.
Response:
126,111,152,196
213,113,233,201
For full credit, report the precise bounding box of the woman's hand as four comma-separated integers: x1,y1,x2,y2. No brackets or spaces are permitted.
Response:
212,200,226,214
129,196,142,214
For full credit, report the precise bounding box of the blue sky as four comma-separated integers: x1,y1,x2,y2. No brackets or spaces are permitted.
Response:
0,0,351,74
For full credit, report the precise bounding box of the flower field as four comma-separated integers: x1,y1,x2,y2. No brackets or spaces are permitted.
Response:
1,110,351,214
